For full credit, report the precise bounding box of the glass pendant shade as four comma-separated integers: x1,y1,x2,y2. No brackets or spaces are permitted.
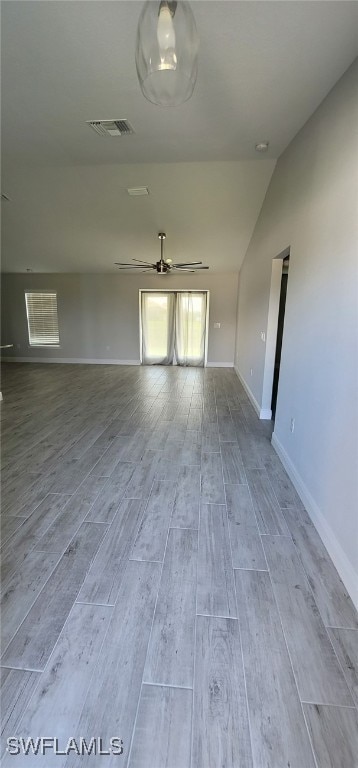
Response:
136,1,199,107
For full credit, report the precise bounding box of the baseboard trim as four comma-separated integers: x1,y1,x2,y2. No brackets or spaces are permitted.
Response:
259,408,273,420
234,366,272,420
1,357,141,366
2,357,235,369
234,366,260,415
271,432,358,609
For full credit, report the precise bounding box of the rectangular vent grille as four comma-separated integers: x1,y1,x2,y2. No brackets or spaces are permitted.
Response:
127,187,149,197
87,119,134,137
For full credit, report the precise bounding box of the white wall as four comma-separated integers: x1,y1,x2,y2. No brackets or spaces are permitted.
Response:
1,271,239,365
235,60,358,604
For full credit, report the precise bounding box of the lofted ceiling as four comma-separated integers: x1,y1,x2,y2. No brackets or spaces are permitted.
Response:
1,1,357,273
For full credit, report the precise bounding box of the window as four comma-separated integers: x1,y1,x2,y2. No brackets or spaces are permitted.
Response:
25,291,60,347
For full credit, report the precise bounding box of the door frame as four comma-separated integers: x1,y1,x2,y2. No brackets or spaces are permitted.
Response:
261,248,290,418
139,289,210,366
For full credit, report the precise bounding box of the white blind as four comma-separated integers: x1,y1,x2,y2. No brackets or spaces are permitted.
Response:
25,291,60,346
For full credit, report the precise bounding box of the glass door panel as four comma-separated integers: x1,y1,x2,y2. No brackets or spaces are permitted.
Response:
141,292,175,364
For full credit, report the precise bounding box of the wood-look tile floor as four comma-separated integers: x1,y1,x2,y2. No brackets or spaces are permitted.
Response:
1,363,357,768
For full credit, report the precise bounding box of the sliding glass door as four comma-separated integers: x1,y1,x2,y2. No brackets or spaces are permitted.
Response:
175,292,207,366
140,291,207,366
141,292,175,365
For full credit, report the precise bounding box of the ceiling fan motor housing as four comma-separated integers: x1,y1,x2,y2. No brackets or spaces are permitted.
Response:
157,261,169,273
157,232,168,271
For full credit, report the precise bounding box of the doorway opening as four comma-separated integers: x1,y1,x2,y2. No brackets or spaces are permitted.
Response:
139,290,209,367
261,248,290,421
271,255,289,419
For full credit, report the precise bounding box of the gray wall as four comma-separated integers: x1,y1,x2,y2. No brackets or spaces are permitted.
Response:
1,271,239,365
235,61,358,604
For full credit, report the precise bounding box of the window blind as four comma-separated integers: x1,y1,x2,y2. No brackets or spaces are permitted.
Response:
25,292,60,346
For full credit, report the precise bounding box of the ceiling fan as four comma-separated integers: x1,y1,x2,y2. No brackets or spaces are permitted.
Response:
114,232,209,274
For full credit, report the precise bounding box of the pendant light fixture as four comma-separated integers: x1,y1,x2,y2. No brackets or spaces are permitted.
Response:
135,1,199,107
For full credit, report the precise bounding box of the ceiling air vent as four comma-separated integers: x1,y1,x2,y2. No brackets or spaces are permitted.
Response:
87,119,134,137
127,187,149,197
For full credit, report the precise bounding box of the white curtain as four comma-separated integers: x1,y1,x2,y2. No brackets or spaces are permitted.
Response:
175,292,207,367
141,292,175,365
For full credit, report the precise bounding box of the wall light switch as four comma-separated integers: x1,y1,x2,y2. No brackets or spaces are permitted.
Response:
214,322,221,329
261,331,266,342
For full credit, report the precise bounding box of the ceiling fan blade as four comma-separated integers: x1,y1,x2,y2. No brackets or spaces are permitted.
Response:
171,268,196,273
172,265,209,270
115,265,153,269
172,262,203,267
132,259,156,266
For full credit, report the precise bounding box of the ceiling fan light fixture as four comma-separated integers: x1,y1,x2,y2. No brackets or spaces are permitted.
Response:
135,1,199,107
255,141,269,152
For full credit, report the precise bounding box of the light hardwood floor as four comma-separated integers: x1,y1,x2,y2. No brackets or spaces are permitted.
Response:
1,362,357,767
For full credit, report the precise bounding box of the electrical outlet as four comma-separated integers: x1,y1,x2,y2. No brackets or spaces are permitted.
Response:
214,322,221,329
290,418,295,433
250,368,253,376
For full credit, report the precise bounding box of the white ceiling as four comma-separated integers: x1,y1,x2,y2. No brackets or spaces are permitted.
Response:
1,161,276,272
1,1,357,273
